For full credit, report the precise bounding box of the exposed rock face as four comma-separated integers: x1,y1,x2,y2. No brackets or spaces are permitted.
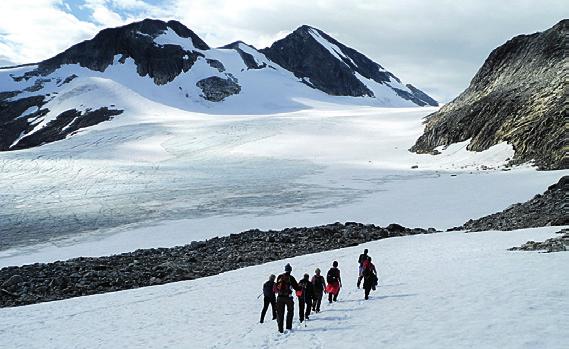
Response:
451,176,568,232
261,25,438,106
509,229,568,253
0,95,47,149
9,108,123,150
196,76,241,101
222,41,268,70
0,222,437,307
30,19,209,85
411,20,568,170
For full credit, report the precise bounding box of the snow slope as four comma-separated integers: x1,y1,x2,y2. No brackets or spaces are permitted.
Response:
1,227,567,349
0,101,566,266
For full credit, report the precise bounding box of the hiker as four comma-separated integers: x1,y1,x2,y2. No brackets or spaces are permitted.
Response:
326,261,342,303
297,273,314,322
357,249,369,288
311,268,326,313
362,256,378,300
274,263,301,333
260,274,277,323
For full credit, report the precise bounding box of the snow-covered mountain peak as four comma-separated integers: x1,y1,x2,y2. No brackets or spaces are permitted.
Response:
261,25,438,107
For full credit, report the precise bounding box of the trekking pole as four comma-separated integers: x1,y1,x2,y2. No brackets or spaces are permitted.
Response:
256,293,263,299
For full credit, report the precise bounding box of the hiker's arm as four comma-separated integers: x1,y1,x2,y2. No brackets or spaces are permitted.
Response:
291,277,300,291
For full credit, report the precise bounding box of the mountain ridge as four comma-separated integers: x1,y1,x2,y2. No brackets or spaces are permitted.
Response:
0,19,437,152
410,19,568,170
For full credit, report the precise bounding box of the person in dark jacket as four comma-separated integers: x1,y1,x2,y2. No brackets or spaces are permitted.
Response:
357,249,369,288
326,261,342,303
297,273,314,322
362,256,378,300
275,263,301,333
260,274,277,323
311,268,326,313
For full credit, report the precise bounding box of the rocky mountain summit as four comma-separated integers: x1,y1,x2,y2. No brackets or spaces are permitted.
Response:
0,19,437,152
411,20,568,170
261,25,438,106
451,176,568,232
0,222,437,307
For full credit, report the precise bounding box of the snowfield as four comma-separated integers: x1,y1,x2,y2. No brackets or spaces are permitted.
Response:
0,99,566,266
1,226,567,349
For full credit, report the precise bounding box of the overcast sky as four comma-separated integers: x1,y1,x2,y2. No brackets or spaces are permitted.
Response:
0,0,566,102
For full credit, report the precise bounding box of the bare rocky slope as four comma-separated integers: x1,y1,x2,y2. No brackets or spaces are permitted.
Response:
0,222,436,307
411,20,568,170
451,176,568,232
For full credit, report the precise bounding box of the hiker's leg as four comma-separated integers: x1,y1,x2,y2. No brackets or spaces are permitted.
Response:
298,299,305,322
270,297,277,319
305,300,312,318
276,298,285,333
260,297,270,322
285,298,294,329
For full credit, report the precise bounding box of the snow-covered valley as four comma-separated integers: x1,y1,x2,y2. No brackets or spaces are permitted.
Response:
1,100,565,267
1,226,567,348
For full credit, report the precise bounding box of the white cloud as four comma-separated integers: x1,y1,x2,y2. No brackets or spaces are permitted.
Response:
0,0,98,64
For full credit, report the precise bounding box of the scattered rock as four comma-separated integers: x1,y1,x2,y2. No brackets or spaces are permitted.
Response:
450,176,568,232
509,229,568,253
0,222,437,308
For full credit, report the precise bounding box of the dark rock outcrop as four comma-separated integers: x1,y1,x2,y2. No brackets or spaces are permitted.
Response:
261,25,438,106
450,176,568,232
20,19,208,85
222,41,267,70
196,76,241,101
411,20,568,170
0,95,47,149
509,229,568,253
0,222,437,307
10,107,123,150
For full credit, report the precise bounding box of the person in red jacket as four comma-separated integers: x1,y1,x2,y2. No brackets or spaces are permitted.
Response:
362,256,378,300
326,261,342,303
297,273,314,322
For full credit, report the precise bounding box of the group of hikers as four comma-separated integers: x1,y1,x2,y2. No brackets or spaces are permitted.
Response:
260,249,378,333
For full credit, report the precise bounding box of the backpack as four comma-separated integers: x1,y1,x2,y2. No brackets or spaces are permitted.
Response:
327,268,338,284
312,275,325,291
363,262,374,278
275,274,291,297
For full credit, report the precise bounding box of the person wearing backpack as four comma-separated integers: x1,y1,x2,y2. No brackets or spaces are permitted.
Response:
326,261,342,303
311,268,326,313
297,273,314,322
260,274,277,323
362,256,378,300
357,249,369,288
274,263,300,333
